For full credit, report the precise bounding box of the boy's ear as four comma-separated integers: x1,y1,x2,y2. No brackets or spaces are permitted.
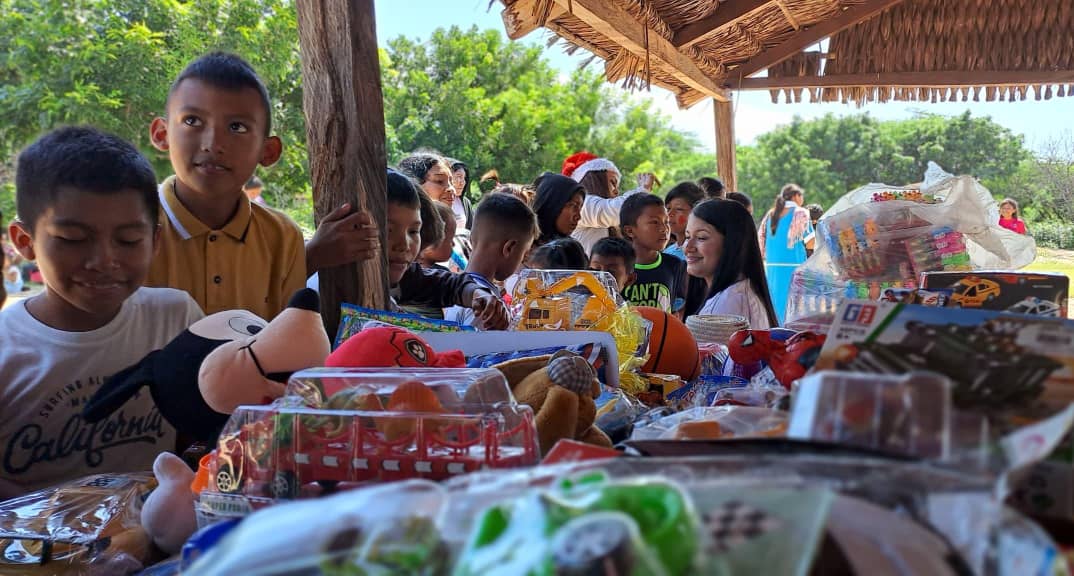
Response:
9,221,35,261
502,238,518,258
621,224,635,241
149,117,169,151
260,136,283,168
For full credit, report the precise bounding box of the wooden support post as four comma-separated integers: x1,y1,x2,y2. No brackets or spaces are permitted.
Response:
714,98,737,191
296,0,389,339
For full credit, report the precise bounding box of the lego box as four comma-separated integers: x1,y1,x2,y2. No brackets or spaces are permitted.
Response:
814,300,1074,416
920,270,1069,317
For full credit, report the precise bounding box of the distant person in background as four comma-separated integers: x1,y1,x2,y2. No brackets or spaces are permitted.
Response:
999,198,1027,235
398,152,458,213
3,248,22,297
493,183,535,206
758,184,814,324
805,203,825,256
243,176,267,206
663,181,706,260
561,151,656,254
727,191,753,215
697,177,726,199
419,202,460,272
528,237,589,271
447,158,474,230
532,172,585,246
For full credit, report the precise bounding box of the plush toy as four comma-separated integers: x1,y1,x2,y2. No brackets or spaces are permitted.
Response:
326,325,465,368
491,350,613,455
84,289,330,440
142,452,198,555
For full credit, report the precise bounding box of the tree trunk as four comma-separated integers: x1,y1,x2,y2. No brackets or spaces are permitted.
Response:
296,0,389,339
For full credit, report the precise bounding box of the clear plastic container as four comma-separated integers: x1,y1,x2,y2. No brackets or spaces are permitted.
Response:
509,269,622,331
204,368,538,502
789,371,953,459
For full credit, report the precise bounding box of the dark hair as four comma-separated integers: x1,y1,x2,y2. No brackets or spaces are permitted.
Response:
387,168,421,209
245,176,263,190
169,52,272,134
805,203,824,223
397,153,446,183
665,181,705,208
619,193,665,230
418,189,444,250
532,172,585,244
529,238,588,270
591,236,636,270
579,170,615,199
472,193,537,243
727,191,752,210
16,126,159,231
447,158,471,198
492,183,533,206
768,183,804,237
697,177,725,199
687,199,778,327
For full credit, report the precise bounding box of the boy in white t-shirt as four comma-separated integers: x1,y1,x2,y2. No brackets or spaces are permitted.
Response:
0,127,203,499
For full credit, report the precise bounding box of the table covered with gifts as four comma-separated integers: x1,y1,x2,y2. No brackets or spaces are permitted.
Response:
6,168,1074,575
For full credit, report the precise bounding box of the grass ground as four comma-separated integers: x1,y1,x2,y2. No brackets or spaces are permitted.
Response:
1025,248,1074,279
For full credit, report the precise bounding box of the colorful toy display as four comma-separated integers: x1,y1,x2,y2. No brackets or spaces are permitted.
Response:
510,269,621,331
327,325,466,368
203,368,538,503
635,305,701,382
727,330,827,389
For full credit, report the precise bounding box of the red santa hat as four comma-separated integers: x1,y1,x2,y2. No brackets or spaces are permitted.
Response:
561,151,620,183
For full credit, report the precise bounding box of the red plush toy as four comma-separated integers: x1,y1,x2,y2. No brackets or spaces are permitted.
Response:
326,325,466,368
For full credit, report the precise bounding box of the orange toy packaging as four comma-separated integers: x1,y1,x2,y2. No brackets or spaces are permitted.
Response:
197,368,538,523
510,269,621,331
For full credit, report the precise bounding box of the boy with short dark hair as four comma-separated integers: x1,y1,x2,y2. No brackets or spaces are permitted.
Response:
0,127,203,498
445,193,537,327
590,236,636,294
619,193,686,315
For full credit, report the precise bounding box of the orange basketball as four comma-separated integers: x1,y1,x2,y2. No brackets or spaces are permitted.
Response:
636,306,701,381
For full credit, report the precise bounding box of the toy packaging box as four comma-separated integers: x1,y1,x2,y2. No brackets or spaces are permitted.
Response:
814,300,1074,417
920,270,1070,317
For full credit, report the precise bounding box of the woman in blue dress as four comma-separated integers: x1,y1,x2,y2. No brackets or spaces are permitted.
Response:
758,184,814,324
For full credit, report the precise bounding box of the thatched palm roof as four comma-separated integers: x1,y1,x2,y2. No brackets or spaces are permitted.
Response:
499,0,1074,108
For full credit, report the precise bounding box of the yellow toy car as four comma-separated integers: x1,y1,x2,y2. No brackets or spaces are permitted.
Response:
950,277,1001,307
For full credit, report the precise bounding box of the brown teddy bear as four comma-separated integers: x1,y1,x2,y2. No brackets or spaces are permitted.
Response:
493,350,613,455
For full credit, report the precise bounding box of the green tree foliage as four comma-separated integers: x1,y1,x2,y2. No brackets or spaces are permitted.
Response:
381,26,715,197
738,111,1029,213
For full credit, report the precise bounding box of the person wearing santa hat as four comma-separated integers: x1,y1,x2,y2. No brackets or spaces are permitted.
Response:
561,151,656,255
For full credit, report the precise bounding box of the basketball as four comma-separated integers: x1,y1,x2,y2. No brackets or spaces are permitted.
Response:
636,306,701,381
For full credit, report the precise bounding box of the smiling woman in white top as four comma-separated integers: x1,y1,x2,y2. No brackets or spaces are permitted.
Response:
682,199,779,329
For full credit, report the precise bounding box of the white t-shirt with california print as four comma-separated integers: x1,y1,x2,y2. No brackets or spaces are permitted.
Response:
0,287,203,498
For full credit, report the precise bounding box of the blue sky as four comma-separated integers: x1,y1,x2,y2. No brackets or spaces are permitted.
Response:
374,0,1072,155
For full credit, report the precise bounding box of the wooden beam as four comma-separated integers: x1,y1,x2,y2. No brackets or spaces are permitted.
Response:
714,98,737,191
733,70,1074,90
550,0,730,101
727,0,906,81
296,0,389,339
672,0,770,49
502,0,565,40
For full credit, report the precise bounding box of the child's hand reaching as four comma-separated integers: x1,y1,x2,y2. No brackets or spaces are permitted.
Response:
471,290,509,330
305,203,380,277
636,172,659,192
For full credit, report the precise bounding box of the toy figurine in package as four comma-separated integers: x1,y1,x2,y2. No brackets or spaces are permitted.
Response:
920,271,1069,317
202,368,539,507
0,473,156,575
786,167,1036,324
815,300,1074,416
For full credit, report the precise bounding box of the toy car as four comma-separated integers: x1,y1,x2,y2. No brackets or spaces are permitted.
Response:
1008,297,1062,317
208,369,539,500
949,277,1001,307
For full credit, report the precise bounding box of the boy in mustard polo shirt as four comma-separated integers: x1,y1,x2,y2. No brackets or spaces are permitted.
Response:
148,52,305,319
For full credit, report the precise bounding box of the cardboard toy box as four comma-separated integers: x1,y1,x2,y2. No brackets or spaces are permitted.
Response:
814,300,1074,416
920,270,1069,317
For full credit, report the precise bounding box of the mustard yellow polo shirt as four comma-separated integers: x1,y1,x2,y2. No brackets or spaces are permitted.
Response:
148,176,306,320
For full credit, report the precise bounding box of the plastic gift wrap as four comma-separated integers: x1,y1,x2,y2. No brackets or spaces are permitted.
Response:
198,368,538,519
509,269,623,332
0,473,156,576
630,406,789,441
786,164,1036,324
186,480,450,576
